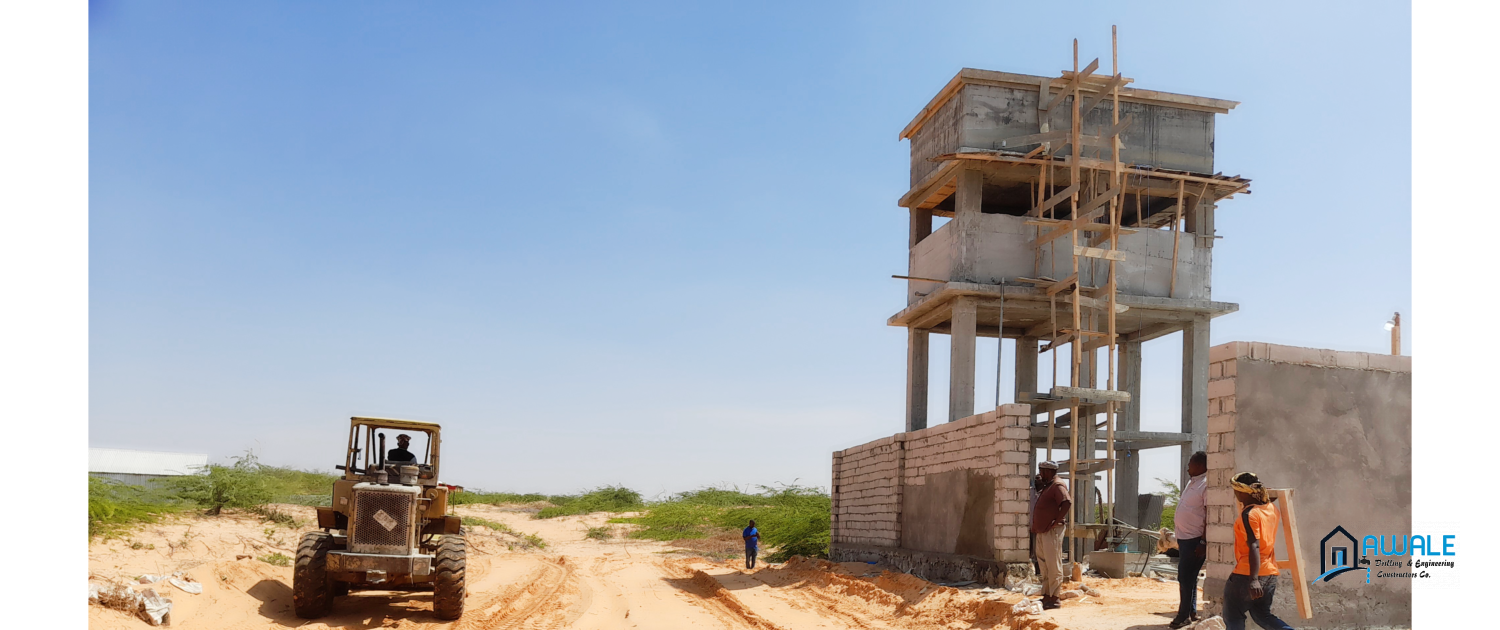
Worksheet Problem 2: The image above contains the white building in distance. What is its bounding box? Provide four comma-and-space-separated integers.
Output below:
89, 448, 208, 486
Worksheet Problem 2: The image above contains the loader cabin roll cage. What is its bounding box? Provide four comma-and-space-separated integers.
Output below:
339, 417, 442, 486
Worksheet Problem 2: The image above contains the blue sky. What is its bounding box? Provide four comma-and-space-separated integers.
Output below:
88, 1, 1411, 496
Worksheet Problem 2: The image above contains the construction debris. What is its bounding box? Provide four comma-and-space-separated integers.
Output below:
89, 579, 174, 626
1193, 615, 1227, 630
1011, 598, 1044, 615
168, 576, 202, 595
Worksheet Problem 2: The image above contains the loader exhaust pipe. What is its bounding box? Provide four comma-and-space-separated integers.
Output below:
377, 433, 388, 484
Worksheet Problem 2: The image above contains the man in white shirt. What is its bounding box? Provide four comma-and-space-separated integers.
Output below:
1170, 451, 1209, 629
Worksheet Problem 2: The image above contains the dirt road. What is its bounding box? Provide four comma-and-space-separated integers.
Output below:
88, 504, 1186, 629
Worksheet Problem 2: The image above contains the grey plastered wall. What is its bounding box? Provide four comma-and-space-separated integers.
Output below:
900, 468, 995, 557
1203, 342, 1412, 629
909, 213, 1210, 304
909, 82, 1217, 186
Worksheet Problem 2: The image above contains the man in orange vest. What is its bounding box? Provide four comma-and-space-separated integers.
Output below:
1223, 472, 1295, 630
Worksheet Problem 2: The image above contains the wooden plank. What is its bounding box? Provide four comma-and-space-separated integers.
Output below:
930, 152, 1253, 191
1028, 220, 1120, 234
899, 73, 966, 140
1040, 332, 1076, 354
1041, 58, 1099, 112
1058, 329, 1110, 338
1024, 218, 1066, 227
1270, 488, 1314, 620
1027, 183, 1080, 217
1046, 274, 1078, 296
999, 132, 1115, 151
1087, 226, 1139, 248
1035, 186, 1125, 247
891, 275, 948, 283
1072, 183, 1123, 221
998, 129, 1068, 148
1050, 386, 1131, 403
1081, 332, 1127, 353
897, 159, 962, 209
1074, 246, 1126, 261
1077, 74, 1127, 117
1169, 179, 1185, 297
1101, 113, 1134, 140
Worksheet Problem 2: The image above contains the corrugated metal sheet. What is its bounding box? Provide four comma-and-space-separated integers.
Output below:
88, 448, 208, 476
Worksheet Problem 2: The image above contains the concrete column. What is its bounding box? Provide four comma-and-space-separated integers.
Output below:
1181, 315, 1210, 487
1184, 191, 1201, 235
953, 167, 983, 282
1117, 341, 1143, 540
905, 329, 930, 432
1015, 336, 1040, 482
910, 208, 933, 248
1014, 336, 1039, 402
949, 298, 978, 422
1076, 314, 1098, 536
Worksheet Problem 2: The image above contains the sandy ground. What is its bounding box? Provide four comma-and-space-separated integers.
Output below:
88, 504, 1194, 629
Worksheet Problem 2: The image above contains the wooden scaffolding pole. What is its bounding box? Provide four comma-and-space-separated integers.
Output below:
1067, 38, 1083, 569
1105, 24, 1120, 544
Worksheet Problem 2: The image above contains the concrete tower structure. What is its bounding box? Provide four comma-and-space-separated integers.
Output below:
891, 66, 1250, 540
829, 46, 1253, 580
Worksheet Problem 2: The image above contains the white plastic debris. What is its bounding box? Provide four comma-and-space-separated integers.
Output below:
137, 574, 164, 584
1022, 583, 1042, 596
1011, 599, 1043, 615
169, 577, 203, 595
139, 588, 172, 626
1080, 584, 1102, 597
1193, 616, 1226, 630
1058, 589, 1084, 600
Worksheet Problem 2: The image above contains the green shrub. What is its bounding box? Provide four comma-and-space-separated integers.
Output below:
259, 552, 291, 566
159, 451, 341, 515
614, 484, 831, 562
88, 476, 182, 540
585, 526, 612, 540
450, 490, 550, 506
536, 486, 644, 519
460, 516, 546, 550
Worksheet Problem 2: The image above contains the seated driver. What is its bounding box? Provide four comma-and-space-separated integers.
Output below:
387, 434, 417, 463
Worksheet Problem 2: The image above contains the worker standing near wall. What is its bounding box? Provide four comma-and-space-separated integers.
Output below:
1224, 472, 1296, 630
1030, 461, 1071, 610
1170, 451, 1210, 629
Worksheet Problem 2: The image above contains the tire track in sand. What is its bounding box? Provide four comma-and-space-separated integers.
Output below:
458, 555, 573, 630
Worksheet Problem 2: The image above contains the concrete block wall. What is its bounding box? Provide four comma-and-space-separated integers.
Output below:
831, 404, 1032, 564
1202, 341, 1411, 628
830, 436, 904, 547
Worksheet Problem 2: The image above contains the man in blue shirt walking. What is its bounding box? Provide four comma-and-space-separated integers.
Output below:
742, 520, 760, 569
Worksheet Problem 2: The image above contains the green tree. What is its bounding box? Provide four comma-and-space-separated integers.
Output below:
163, 451, 274, 515
1155, 477, 1182, 531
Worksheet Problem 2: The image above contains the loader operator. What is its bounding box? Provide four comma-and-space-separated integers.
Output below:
387, 434, 417, 463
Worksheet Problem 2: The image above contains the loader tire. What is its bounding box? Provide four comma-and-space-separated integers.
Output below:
433, 535, 467, 620
293, 531, 335, 618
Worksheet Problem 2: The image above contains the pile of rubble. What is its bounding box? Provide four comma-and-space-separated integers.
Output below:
88, 571, 202, 626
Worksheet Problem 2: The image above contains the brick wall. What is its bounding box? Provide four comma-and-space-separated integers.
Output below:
831, 404, 1032, 563
830, 435, 904, 547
